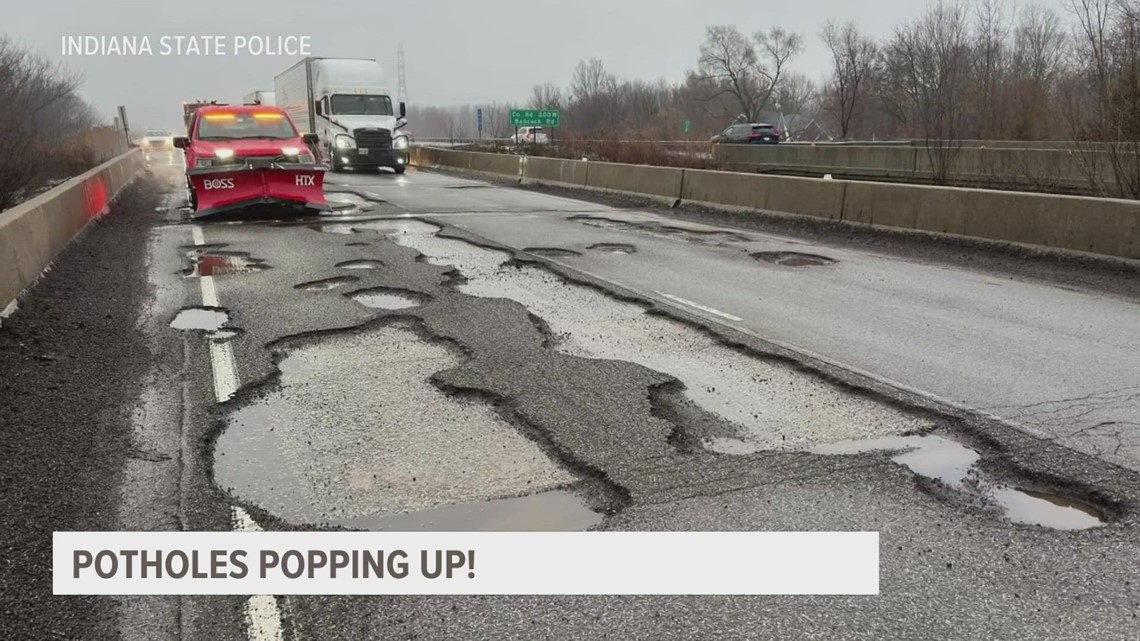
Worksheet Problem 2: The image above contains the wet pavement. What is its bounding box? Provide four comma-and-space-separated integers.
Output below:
5, 166, 1140, 641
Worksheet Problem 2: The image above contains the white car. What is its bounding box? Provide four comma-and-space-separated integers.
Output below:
139, 129, 174, 151
509, 126, 549, 145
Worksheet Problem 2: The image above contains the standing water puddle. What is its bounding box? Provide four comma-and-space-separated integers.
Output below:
295, 276, 360, 291
337, 259, 384, 270
813, 435, 1103, 530
358, 219, 926, 450
184, 251, 268, 277
170, 307, 229, 332
350, 290, 424, 310
336, 489, 601, 531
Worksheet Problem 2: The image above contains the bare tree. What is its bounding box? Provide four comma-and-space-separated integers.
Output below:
529, 83, 564, 110
0, 36, 98, 210
821, 20, 879, 138
773, 72, 819, 139
882, 2, 974, 181
698, 25, 803, 123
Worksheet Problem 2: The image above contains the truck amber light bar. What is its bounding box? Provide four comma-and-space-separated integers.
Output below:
203, 114, 236, 121
253, 113, 284, 120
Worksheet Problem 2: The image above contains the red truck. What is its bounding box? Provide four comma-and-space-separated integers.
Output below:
173, 104, 329, 218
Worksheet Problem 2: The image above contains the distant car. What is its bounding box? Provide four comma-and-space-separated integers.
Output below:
139, 129, 174, 151
509, 126, 549, 145
711, 123, 781, 144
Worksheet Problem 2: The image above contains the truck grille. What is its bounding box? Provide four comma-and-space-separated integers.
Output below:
354, 128, 392, 149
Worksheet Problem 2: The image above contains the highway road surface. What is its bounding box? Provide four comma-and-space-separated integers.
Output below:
2, 157, 1139, 640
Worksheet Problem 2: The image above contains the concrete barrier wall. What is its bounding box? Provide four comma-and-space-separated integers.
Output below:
522, 156, 588, 186
413, 147, 1140, 259
1, 149, 145, 309
583, 162, 684, 200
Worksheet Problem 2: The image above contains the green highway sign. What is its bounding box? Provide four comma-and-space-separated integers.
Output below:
510, 109, 560, 127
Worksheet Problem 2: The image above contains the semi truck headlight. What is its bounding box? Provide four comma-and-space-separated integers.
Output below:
393, 135, 409, 150
214, 148, 235, 160
334, 135, 356, 149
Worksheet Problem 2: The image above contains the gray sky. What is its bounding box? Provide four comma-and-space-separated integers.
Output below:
7, 0, 1073, 132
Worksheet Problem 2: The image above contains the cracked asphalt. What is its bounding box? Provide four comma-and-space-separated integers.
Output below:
2, 162, 1139, 640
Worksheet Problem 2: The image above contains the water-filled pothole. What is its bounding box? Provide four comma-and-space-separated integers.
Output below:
295, 276, 361, 291
752, 251, 836, 267
337, 489, 601, 531
525, 248, 583, 258
588, 243, 636, 255
170, 307, 229, 332
312, 224, 358, 235
183, 251, 269, 277
214, 323, 577, 526
813, 435, 1104, 530
336, 259, 385, 270
350, 289, 425, 310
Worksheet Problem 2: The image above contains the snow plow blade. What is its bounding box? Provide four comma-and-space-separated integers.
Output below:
188, 161, 330, 219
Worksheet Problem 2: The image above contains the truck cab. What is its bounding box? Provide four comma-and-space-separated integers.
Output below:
276, 57, 410, 174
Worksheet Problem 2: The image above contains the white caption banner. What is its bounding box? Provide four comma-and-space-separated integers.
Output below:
55, 531, 878, 595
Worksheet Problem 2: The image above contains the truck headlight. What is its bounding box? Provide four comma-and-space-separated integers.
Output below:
298, 154, 315, 164
281, 146, 301, 156
214, 148, 235, 160
194, 158, 212, 168
393, 135, 409, 150
334, 135, 356, 149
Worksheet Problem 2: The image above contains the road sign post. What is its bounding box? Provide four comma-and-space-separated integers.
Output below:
477, 107, 483, 142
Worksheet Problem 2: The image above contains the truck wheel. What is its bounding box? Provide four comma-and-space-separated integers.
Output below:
392, 165, 407, 175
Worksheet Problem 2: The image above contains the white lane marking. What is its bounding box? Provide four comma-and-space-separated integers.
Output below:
654, 292, 744, 322
195, 225, 282, 640
191, 227, 239, 403
231, 507, 284, 641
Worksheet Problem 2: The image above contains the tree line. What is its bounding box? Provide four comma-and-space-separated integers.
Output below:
0, 36, 107, 211
410, 0, 1140, 148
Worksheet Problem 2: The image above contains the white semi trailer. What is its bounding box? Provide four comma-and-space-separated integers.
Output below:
242, 90, 275, 105
274, 57, 408, 173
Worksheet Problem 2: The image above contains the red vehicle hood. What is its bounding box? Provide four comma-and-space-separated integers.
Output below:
192, 138, 304, 157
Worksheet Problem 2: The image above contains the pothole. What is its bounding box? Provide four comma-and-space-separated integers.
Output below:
350, 288, 427, 310
445, 185, 491, 190
346, 242, 370, 247
588, 243, 636, 255
183, 251, 269, 277
525, 248, 583, 258
336, 259, 385, 270
813, 435, 1104, 530
312, 224, 358, 235
295, 276, 361, 291
752, 251, 836, 267
170, 307, 229, 332
337, 489, 601, 531
213, 323, 578, 527
359, 219, 926, 450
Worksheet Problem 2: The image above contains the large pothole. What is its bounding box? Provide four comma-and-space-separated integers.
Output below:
813, 435, 1104, 530
358, 219, 927, 451
214, 322, 579, 527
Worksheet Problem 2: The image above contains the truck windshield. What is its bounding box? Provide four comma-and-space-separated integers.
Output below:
330, 94, 393, 116
196, 112, 297, 140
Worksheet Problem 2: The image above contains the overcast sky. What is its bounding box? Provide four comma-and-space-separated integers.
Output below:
7, 0, 1074, 132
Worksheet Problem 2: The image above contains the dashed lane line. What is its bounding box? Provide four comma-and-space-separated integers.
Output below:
192, 225, 283, 641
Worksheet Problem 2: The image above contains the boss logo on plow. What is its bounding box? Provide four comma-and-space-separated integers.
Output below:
203, 178, 235, 190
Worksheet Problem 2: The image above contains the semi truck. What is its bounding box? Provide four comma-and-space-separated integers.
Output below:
242, 90, 276, 105
274, 57, 408, 174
